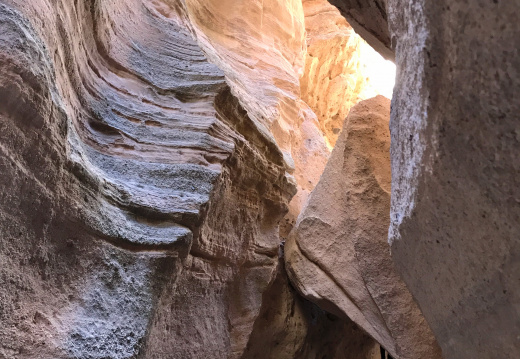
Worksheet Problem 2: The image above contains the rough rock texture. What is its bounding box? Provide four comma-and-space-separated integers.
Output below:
281, 0, 395, 234
183, 0, 331, 233
285, 96, 441, 359
0, 0, 390, 357
327, 0, 392, 60
301, 0, 392, 149
0, 0, 295, 357
388, 0, 520, 358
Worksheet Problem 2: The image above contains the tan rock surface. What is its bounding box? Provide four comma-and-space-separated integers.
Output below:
0, 0, 300, 357
301, 0, 395, 149
0, 0, 385, 357
183, 0, 331, 238
285, 96, 442, 359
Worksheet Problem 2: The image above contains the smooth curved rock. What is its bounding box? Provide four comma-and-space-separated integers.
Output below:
285, 96, 441, 359
388, 0, 520, 357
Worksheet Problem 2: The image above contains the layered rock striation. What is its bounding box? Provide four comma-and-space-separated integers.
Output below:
0, 0, 390, 357
0, 0, 299, 357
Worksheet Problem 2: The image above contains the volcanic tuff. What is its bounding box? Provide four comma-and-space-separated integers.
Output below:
1, 0, 518, 358
388, 0, 520, 357
0, 0, 388, 357
285, 96, 441, 359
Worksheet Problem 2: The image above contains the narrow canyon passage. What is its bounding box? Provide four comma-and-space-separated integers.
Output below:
0, 0, 518, 358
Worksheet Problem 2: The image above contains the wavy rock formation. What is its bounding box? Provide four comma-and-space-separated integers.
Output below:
285, 96, 441, 359
182, 0, 334, 249
0, 0, 299, 357
388, 0, 520, 357
0, 0, 394, 357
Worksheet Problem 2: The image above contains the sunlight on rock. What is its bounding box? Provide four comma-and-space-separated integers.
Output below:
358, 40, 396, 100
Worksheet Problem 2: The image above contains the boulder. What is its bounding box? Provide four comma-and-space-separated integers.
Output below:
285, 96, 441, 359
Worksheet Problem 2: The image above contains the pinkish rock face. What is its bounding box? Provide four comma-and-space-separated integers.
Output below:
0, 0, 389, 357
285, 96, 441, 359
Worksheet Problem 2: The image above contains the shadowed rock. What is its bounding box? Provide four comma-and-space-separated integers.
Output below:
388, 0, 520, 357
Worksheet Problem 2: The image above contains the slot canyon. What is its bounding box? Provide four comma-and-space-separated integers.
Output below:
0, 0, 518, 358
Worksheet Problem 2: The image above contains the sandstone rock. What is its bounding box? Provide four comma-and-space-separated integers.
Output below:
285, 96, 442, 359
0, 0, 296, 357
388, 0, 520, 357
301, 0, 396, 149
327, 0, 393, 60
0, 0, 381, 357
183, 0, 331, 238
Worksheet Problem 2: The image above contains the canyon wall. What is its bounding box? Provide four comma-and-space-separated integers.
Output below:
5, 0, 515, 357
300, 0, 394, 150
326, 0, 392, 60
0, 0, 388, 357
387, 0, 520, 358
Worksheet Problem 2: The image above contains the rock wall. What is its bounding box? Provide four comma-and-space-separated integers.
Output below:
387, 0, 520, 358
285, 96, 441, 359
0, 0, 391, 357
300, 0, 392, 149
0, 0, 299, 357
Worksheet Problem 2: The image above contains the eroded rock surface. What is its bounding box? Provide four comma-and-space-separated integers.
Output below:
301, 0, 390, 149
285, 96, 441, 359
0, 0, 388, 357
0, 0, 298, 357
388, 0, 520, 357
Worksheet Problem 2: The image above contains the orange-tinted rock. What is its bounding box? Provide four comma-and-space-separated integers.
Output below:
301, 0, 395, 149
0, 0, 380, 357
184, 0, 331, 239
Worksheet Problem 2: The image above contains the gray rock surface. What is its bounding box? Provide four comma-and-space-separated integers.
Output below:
388, 0, 520, 357
0, 0, 295, 357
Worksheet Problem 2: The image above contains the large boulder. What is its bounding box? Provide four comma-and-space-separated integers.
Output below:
285, 96, 441, 359
388, 0, 520, 357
